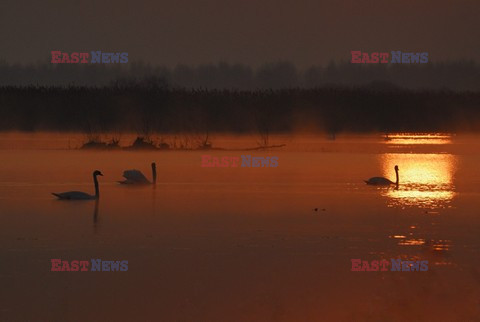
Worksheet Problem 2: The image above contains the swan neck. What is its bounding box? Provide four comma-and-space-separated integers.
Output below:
94, 174, 100, 198
395, 168, 399, 185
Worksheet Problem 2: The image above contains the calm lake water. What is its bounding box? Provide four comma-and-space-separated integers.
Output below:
1, 133, 480, 321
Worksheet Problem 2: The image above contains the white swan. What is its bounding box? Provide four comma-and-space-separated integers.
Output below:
119, 162, 156, 185
365, 165, 399, 186
52, 170, 103, 200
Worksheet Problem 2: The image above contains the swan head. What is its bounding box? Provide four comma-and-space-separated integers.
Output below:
93, 170, 104, 177
151, 162, 156, 170
394, 165, 399, 171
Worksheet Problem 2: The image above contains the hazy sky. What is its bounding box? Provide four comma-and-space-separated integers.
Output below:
0, 0, 478, 67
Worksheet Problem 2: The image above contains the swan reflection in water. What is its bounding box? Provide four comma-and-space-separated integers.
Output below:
93, 199, 100, 234
379, 134, 457, 209
93, 199, 99, 223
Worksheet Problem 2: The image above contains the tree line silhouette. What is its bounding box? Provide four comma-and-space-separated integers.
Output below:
1, 85, 479, 135
0, 60, 479, 90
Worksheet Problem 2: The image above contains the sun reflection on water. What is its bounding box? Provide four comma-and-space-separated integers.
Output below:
384, 133, 453, 145
380, 134, 457, 209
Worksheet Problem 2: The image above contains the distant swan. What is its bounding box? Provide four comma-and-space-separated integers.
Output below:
119, 162, 156, 185
52, 170, 103, 200
365, 165, 399, 186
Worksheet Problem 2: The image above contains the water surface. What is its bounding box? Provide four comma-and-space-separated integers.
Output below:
1, 133, 480, 321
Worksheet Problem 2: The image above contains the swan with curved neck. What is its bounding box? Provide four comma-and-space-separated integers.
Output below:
365, 165, 399, 186
119, 162, 157, 185
52, 170, 103, 200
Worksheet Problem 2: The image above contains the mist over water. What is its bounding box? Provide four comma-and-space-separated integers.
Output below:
1, 133, 480, 320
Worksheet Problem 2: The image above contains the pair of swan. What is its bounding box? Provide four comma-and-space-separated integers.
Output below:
52, 163, 156, 200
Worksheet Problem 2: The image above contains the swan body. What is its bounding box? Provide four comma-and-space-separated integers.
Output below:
365, 165, 399, 186
119, 162, 156, 185
364, 177, 394, 185
52, 170, 103, 200
121, 170, 150, 184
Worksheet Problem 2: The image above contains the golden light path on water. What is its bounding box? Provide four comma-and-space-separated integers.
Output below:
383, 134, 456, 264
380, 133, 457, 209
385, 133, 453, 145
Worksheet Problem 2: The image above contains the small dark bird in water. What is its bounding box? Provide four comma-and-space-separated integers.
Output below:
314, 208, 318, 212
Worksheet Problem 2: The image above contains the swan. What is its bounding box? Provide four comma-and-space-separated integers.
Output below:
119, 162, 156, 185
52, 170, 103, 200
365, 165, 399, 186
